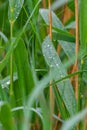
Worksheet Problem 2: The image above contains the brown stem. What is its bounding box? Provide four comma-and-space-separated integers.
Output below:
54, 113, 61, 130
42, 0, 46, 8
71, 0, 79, 101
48, 0, 54, 130
57, 4, 73, 55
74, 0, 79, 100
49, 0, 52, 39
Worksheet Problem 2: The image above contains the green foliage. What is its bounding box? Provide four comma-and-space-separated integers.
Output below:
0, 103, 15, 130
39, 9, 75, 42
8, 0, 24, 23
14, 39, 34, 98
80, 0, 87, 57
0, 0, 87, 130
42, 36, 76, 116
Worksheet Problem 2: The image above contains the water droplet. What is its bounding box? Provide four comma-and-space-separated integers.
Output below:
60, 74, 63, 78
6, 81, 10, 85
47, 44, 50, 47
0, 101, 4, 106
56, 64, 58, 66
50, 64, 53, 67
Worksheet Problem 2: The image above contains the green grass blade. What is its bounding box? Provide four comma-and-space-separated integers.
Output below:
8, 0, 24, 23
0, 84, 6, 101
80, 0, 87, 57
58, 40, 75, 60
52, 31, 75, 42
42, 36, 76, 116
52, 0, 72, 11
0, 31, 8, 43
39, 93, 51, 130
0, 73, 17, 89
53, 86, 67, 119
0, 39, 17, 73
39, 9, 65, 30
14, 39, 34, 98
22, 73, 51, 130
39, 9, 75, 42
61, 108, 87, 130
0, 103, 15, 130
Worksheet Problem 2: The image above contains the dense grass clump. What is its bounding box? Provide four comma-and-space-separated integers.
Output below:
0, 0, 87, 130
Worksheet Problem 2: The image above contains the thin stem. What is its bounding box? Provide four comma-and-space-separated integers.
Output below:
49, 0, 52, 39
75, 0, 79, 129
10, 21, 14, 96
42, 0, 46, 8
54, 113, 61, 130
75, 0, 79, 100
71, 0, 79, 101
48, 0, 53, 130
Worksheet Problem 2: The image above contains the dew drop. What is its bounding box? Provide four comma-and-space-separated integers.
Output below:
6, 81, 10, 85
0, 101, 4, 106
47, 44, 50, 47
53, 57, 55, 60
50, 64, 53, 67
56, 64, 58, 67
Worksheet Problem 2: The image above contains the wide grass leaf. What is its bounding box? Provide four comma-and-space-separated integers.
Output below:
14, 39, 34, 97
39, 9, 75, 42
42, 36, 76, 116
0, 103, 15, 130
8, 0, 24, 22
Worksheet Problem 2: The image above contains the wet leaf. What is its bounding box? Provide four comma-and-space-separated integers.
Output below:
8, 0, 24, 22
42, 36, 76, 116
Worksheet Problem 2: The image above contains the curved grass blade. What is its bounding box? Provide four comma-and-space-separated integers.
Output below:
61, 108, 87, 130
22, 73, 51, 130
22, 70, 87, 129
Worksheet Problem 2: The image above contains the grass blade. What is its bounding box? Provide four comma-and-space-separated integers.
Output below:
14, 39, 34, 98
42, 36, 76, 116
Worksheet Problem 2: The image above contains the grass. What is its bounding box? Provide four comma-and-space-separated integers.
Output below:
0, 0, 87, 130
